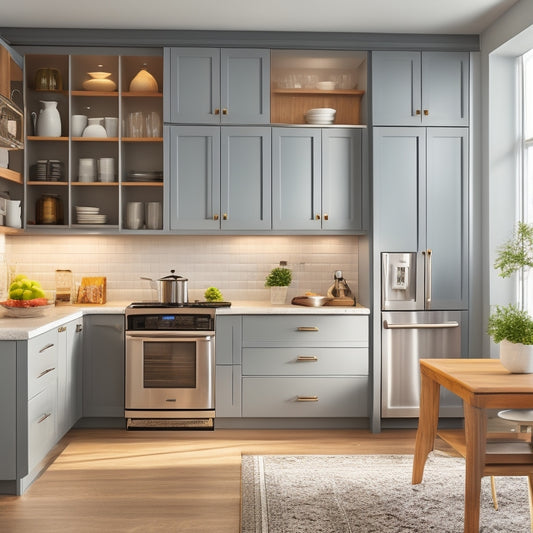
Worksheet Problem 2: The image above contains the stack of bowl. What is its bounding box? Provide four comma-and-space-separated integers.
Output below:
304, 108, 336, 125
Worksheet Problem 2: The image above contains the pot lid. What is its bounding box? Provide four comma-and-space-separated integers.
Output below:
158, 269, 188, 282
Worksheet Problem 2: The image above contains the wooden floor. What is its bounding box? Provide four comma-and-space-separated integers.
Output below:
0, 427, 453, 532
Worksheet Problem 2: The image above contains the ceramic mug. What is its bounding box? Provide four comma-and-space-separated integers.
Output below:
146, 201, 162, 230
78, 158, 96, 182
104, 117, 118, 138
126, 202, 144, 229
71, 114, 88, 137
98, 157, 115, 182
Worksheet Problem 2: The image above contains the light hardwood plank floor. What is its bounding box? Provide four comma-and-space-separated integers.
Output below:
0, 428, 454, 532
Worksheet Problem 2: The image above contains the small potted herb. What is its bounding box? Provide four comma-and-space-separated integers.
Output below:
489, 222, 533, 372
265, 266, 292, 304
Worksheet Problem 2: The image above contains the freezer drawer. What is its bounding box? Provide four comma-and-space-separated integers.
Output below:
381, 310, 466, 418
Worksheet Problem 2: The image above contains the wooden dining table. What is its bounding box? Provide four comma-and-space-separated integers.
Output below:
412, 358, 533, 533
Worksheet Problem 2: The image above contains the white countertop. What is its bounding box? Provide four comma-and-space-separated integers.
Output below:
0, 300, 369, 340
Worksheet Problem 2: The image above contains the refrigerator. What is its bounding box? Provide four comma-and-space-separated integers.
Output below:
381, 252, 466, 418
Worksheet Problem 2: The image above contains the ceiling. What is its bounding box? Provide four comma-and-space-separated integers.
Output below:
0, 0, 521, 35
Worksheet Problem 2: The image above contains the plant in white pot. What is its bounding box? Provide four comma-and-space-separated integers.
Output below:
489, 222, 533, 372
265, 266, 292, 304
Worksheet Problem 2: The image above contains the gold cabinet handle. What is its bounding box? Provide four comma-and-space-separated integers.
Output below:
296, 396, 319, 402
58, 326, 66, 333
223, 213, 228, 220
213, 214, 219, 221
296, 355, 318, 362
39, 343, 54, 353
37, 412, 52, 424
214, 108, 220, 115
415, 109, 421, 115
423, 109, 429, 116
315, 214, 321, 220
37, 367, 55, 379
222, 108, 228, 115
297, 326, 319, 332
323, 213, 329, 221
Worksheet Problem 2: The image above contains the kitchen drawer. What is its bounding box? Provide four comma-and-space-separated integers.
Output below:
242, 376, 368, 418
242, 347, 368, 376
242, 315, 368, 347
28, 329, 58, 400
27, 385, 57, 472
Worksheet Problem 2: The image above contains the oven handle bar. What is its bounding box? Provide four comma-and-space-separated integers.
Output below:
126, 331, 214, 339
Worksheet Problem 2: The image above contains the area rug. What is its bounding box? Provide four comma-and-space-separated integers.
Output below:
241, 453, 530, 532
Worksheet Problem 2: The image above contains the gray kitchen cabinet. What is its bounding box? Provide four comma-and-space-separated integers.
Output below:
215, 315, 242, 418
373, 127, 469, 309
57, 318, 83, 438
241, 315, 369, 419
371, 51, 469, 127
169, 125, 271, 231
164, 47, 270, 124
82, 314, 125, 418
0, 342, 17, 482
272, 127, 365, 232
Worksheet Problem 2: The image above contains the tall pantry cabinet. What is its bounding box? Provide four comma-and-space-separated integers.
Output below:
371, 50, 471, 429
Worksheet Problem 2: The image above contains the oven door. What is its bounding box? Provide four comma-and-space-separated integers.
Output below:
125, 332, 215, 411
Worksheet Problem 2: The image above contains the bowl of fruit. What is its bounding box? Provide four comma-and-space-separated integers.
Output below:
1, 275, 54, 317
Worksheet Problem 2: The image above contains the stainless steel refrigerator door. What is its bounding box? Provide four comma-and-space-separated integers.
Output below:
381, 310, 465, 418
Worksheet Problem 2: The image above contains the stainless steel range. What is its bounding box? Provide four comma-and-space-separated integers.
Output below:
125, 302, 229, 429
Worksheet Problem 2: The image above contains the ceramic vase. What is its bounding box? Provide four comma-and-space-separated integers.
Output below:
129, 68, 159, 92
500, 339, 533, 373
37, 101, 61, 137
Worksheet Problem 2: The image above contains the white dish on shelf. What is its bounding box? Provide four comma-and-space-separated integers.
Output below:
75, 206, 100, 213
316, 81, 336, 90
82, 124, 108, 138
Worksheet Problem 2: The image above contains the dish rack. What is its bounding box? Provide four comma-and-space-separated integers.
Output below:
0, 93, 23, 149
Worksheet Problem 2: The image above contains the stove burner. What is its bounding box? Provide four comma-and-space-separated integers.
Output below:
128, 301, 231, 309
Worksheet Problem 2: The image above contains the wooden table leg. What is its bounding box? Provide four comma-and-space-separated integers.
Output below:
412, 369, 440, 484
463, 403, 486, 533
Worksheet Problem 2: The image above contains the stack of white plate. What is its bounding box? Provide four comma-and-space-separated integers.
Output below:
75, 206, 107, 224
304, 108, 336, 125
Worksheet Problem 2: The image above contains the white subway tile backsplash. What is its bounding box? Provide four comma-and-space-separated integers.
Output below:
6, 235, 359, 302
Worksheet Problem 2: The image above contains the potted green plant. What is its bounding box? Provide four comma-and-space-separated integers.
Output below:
489, 222, 533, 372
265, 266, 292, 304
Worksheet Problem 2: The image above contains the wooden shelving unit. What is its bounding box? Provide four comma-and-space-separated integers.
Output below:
0, 167, 23, 184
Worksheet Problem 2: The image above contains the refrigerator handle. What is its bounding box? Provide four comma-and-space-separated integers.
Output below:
383, 320, 459, 329
423, 249, 432, 308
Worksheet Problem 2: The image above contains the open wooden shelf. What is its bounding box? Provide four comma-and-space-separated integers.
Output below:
0, 168, 23, 184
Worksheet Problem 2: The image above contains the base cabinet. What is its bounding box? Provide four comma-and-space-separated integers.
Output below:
82, 314, 125, 418
216, 314, 369, 425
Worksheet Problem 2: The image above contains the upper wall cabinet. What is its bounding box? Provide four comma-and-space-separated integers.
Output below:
371, 51, 469, 127
164, 48, 270, 125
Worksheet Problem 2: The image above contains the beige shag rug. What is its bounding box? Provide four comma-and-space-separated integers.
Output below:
241, 453, 530, 532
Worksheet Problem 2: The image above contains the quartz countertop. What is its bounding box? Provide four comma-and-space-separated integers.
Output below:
0, 300, 369, 340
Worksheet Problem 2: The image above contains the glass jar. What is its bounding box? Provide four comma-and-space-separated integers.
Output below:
36, 194, 63, 225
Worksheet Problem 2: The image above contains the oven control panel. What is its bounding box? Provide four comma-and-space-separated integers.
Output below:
127, 313, 214, 331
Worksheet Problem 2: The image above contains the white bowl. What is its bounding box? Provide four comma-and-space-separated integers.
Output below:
82, 124, 107, 138
316, 81, 336, 91
306, 108, 336, 115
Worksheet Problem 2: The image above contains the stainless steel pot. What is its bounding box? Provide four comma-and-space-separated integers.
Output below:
141, 269, 188, 304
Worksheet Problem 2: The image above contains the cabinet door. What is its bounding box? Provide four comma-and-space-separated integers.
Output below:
421, 52, 469, 127
272, 128, 322, 230
322, 128, 364, 231
425, 128, 469, 309
221, 127, 271, 230
169, 125, 221, 230
372, 51, 422, 126
82, 315, 124, 418
372, 127, 425, 252
166, 48, 220, 124
220, 49, 270, 124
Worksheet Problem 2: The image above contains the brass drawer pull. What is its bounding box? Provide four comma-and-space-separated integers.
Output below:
296, 355, 318, 362
39, 343, 54, 353
297, 326, 319, 332
222, 108, 228, 115
58, 326, 66, 333
296, 396, 319, 402
214, 108, 220, 115
423, 109, 429, 116
37, 412, 52, 424
37, 367, 55, 379
415, 109, 421, 115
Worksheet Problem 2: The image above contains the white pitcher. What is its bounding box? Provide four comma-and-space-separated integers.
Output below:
37, 101, 61, 137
